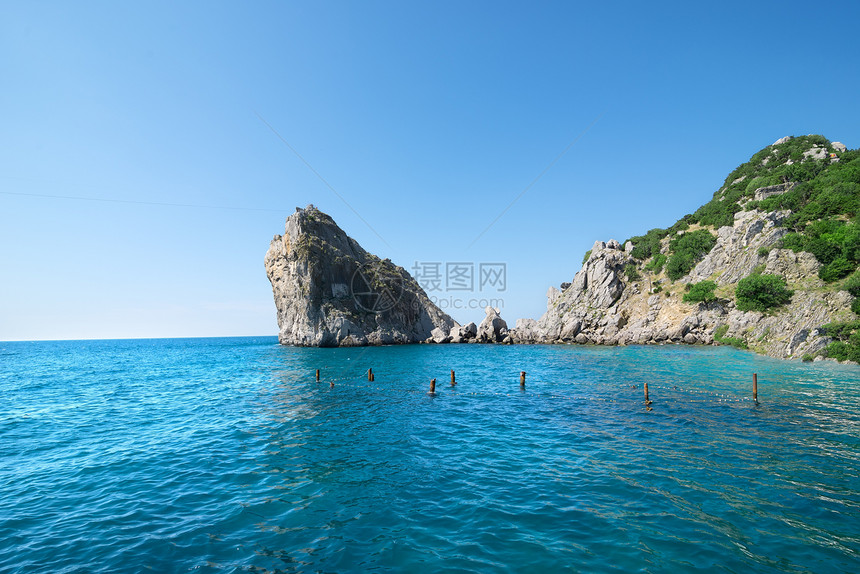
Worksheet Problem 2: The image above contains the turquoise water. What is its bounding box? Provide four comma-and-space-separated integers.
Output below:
2, 338, 859, 573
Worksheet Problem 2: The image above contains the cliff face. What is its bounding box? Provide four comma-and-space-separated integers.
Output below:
265, 205, 454, 346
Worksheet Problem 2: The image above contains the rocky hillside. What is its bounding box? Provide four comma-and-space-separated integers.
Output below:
512, 136, 860, 362
265, 205, 454, 346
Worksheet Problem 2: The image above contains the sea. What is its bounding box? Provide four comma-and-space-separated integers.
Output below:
1, 337, 859, 573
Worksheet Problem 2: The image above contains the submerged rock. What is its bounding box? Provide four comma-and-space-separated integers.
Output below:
265, 205, 454, 346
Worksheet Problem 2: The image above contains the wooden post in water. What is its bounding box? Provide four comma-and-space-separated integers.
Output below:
644, 382, 651, 404
316, 369, 320, 382
520, 371, 526, 388
753, 373, 758, 403
451, 369, 456, 386
368, 368, 374, 382
430, 378, 436, 394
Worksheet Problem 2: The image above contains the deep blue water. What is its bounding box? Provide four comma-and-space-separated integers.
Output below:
1, 338, 859, 573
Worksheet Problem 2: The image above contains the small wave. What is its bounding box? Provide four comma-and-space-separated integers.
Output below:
1, 341, 858, 573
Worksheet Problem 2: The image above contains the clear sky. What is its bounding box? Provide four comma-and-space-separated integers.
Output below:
2, 1, 859, 341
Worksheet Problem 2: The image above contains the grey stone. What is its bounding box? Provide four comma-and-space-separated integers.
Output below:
431, 327, 451, 344
804, 146, 827, 160
764, 249, 821, 284
547, 286, 561, 309
265, 205, 454, 347
448, 325, 463, 344
686, 210, 789, 284
560, 318, 582, 340
512, 318, 539, 343
477, 306, 508, 343
753, 182, 796, 201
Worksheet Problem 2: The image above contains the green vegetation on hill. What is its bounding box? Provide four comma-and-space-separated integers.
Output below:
625, 135, 860, 285
627, 227, 716, 281
689, 135, 849, 229
643, 253, 666, 274
665, 230, 717, 280
756, 151, 860, 228
629, 228, 668, 260
820, 321, 860, 363
823, 273, 860, 360
843, 270, 860, 298
781, 221, 860, 282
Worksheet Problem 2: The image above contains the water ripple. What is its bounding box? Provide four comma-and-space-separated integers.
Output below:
2, 339, 860, 572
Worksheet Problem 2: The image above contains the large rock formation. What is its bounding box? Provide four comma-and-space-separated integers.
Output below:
511, 208, 855, 360
265, 205, 454, 346
477, 306, 509, 343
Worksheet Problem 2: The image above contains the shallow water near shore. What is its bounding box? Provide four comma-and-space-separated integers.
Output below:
2, 337, 859, 572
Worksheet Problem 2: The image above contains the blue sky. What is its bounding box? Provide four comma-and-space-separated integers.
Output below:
2, 1, 859, 340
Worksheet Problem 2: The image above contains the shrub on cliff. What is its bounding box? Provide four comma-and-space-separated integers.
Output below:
644, 253, 667, 274
665, 230, 717, 281
627, 228, 668, 260
735, 273, 793, 312
683, 281, 717, 304
842, 271, 860, 297
713, 324, 748, 349
821, 320, 860, 362
625, 264, 641, 281
781, 220, 860, 282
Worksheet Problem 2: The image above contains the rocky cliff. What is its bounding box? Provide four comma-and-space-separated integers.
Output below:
265, 205, 454, 346
511, 136, 859, 361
